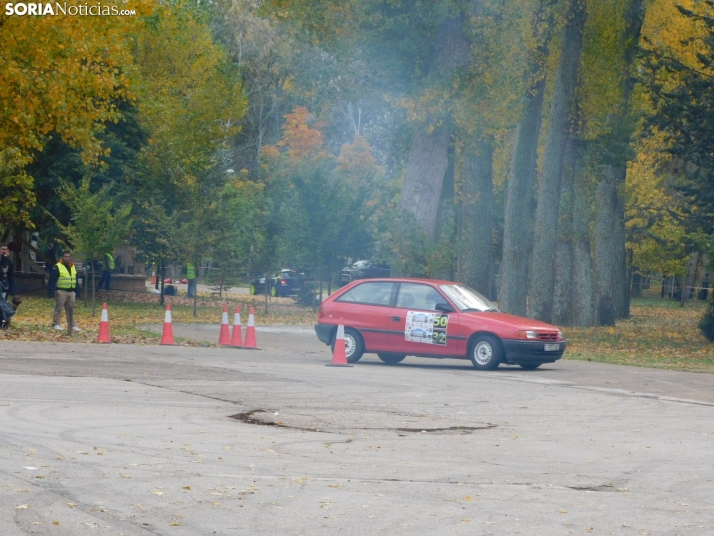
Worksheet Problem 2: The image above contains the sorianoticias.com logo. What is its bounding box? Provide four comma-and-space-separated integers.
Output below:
4, 2, 136, 16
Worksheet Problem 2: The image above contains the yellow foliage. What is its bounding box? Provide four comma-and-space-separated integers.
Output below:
0, 2, 154, 162
626, 133, 688, 275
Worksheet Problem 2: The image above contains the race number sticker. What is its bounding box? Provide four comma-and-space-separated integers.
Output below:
405, 311, 449, 346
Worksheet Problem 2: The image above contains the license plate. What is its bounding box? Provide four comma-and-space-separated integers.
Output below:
544, 344, 560, 351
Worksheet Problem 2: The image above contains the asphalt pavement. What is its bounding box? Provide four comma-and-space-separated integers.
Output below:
1, 330, 713, 535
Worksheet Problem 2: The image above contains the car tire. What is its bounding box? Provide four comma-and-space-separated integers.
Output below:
249, 284, 256, 295
519, 363, 541, 370
468, 334, 502, 371
377, 353, 406, 365
331, 327, 364, 363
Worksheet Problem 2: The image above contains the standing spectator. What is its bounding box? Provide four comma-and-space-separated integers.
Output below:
187, 262, 196, 298
97, 252, 115, 291
0, 243, 17, 301
48, 251, 81, 332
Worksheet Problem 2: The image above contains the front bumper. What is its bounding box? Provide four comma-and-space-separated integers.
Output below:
315, 323, 335, 345
501, 339, 567, 365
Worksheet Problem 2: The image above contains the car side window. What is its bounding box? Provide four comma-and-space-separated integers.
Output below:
396, 283, 445, 311
337, 282, 395, 306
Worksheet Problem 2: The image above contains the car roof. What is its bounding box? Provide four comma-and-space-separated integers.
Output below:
346, 277, 457, 286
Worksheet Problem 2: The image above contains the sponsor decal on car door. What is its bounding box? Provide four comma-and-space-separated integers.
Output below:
389, 282, 458, 356
405, 311, 449, 346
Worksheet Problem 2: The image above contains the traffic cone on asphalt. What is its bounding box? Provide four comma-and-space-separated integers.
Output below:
230, 307, 243, 347
218, 305, 231, 346
160, 304, 175, 345
243, 307, 259, 349
97, 302, 110, 344
326, 322, 352, 367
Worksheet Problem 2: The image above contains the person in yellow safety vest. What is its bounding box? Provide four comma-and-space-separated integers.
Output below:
48, 251, 81, 332
187, 262, 196, 298
97, 252, 115, 291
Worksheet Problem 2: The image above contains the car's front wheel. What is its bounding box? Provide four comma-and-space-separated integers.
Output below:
331, 327, 364, 363
377, 353, 406, 365
468, 335, 502, 370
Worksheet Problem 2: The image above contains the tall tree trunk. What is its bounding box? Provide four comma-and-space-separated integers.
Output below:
399, 14, 472, 239
594, 168, 619, 326
572, 191, 595, 326
593, 0, 645, 323
528, 0, 586, 322
457, 137, 494, 298
552, 138, 577, 326
499, 0, 557, 316
433, 141, 457, 281
681, 251, 699, 306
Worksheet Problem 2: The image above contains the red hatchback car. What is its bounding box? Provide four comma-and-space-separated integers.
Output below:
314, 278, 566, 370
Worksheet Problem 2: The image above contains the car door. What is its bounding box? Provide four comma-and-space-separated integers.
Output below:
333, 281, 397, 351
388, 283, 459, 356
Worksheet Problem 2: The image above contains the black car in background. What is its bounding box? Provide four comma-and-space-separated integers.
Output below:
339, 260, 391, 286
250, 269, 307, 297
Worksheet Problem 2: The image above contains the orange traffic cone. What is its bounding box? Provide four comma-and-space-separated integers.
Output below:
326, 322, 352, 367
97, 302, 110, 343
218, 305, 231, 345
160, 304, 175, 345
230, 306, 243, 347
243, 306, 259, 349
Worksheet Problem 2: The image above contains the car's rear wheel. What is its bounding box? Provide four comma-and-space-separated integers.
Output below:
377, 353, 406, 365
468, 335, 502, 370
331, 327, 364, 363
519, 363, 541, 370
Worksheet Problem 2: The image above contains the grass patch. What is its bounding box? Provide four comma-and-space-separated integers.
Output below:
565, 295, 714, 372
2, 291, 317, 345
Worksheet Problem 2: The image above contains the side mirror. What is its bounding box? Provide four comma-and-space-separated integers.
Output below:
435, 302, 455, 313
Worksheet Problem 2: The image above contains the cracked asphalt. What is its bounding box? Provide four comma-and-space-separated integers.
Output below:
1, 328, 713, 535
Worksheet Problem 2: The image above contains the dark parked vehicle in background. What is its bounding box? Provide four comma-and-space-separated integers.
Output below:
340, 260, 390, 286
249, 269, 307, 297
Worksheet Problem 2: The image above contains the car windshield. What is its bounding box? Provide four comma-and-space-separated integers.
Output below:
439, 284, 499, 313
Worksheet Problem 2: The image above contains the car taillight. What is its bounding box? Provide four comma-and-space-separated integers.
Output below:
515, 330, 539, 339
280, 279, 287, 285
318, 306, 324, 318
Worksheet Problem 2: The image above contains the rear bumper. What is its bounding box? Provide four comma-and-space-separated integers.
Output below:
315, 323, 335, 345
501, 339, 567, 364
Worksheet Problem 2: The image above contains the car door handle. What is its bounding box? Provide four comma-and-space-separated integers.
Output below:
392, 316, 400, 321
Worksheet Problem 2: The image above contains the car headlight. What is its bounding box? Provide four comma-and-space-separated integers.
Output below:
515, 330, 539, 339
557, 330, 564, 340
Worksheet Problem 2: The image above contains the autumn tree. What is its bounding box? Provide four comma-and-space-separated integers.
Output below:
57, 177, 132, 314
0, 2, 153, 227
639, 0, 714, 238
131, 1, 246, 273
498, 0, 559, 315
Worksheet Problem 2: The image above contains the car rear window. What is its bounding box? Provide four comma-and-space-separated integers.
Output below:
337, 281, 395, 306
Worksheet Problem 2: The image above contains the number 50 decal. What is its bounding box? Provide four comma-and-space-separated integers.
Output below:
434, 315, 449, 328
432, 314, 449, 346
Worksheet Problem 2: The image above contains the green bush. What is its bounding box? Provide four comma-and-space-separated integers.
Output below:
699, 300, 714, 342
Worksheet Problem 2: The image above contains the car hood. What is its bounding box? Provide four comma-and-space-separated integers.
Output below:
462, 311, 560, 331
